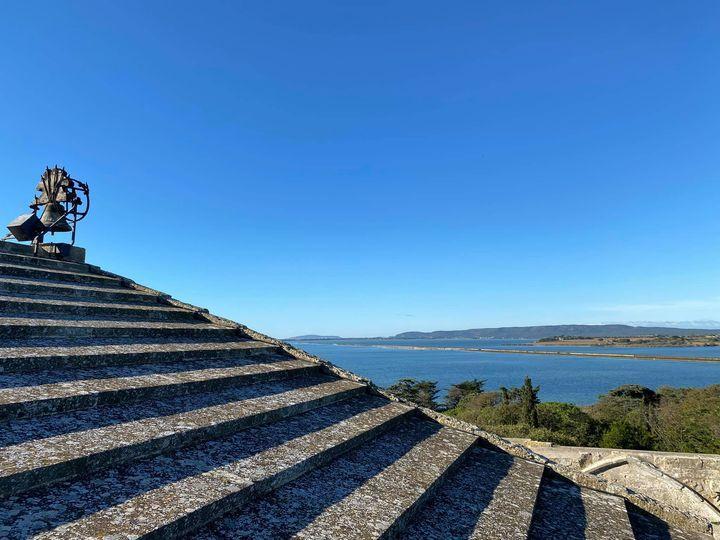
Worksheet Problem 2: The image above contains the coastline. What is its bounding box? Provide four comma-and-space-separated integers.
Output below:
314, 343, 720, 363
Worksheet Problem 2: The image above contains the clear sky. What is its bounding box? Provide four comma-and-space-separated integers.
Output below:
1, 1, 718, 337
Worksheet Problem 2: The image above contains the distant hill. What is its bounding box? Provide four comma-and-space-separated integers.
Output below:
286, 335, 344, 340
393, 324, 720, 340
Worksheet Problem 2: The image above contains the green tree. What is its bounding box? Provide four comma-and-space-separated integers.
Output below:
386, 378, 439, 410
651, 385, 720, 453
538, 402, 602, 446
600, 420, 652, 450
416, 380, 440, 410
386, 378, 419, 403
520, 376, 540, 428
499, 386, 521, 405
445, 379, 486, 410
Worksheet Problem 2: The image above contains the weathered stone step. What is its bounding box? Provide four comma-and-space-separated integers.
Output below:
3, 396, 411, 539
0, 276, 162, 304
0, 262, 120, 288
194, 417, 477, 540
0, 376, 365, 497
0, 358, 319, 420
0, 294, 198, 322
0, 339, 276, 373
529, 474, 635, 539
0, 246, 92, 273
402, 447, 545, 539
627, 504, 714, 540
0, 317, 239, 341
0, 354, 289, 389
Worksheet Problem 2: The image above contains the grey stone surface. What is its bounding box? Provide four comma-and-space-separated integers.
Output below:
0, 262, 119, 287
0, 293, 198, 322
194, 418, 476, 540
0, 240, 86, 265
0, 247, 91, 272
628, 505, 714, 540
529, 474, 635, 539
0, 241, 709, 540
523, 443, 720, 524
0, 317, 240, 340
402, 446, 545, 539
0, 276, 161, 303
0, 339, 277, 372
0, 357, 318, 420
12, 397, 410, 539
0, 375, 364, 496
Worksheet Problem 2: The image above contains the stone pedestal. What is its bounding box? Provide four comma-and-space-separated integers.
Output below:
38, 243, 86, 263
0, 240, 86, 263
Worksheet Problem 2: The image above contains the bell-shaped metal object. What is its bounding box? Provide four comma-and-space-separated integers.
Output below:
39, 202, 72, 232
7, 213, 44, 241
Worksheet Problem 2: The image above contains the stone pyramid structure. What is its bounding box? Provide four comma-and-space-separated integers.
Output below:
0, 239, 714, 539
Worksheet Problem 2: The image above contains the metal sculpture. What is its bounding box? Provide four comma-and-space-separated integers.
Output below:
4, 166, 90, 246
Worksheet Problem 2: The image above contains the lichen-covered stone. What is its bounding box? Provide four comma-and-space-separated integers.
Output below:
402, 446, 544, 539
0, 293, 197, 322
0, 262, 120, 287
0, 339, 277, 372
0, 276, 160, 303
0, 357, 318, 419
194, 418, 476, 540
0, 317, 241, 340
0, 239, 710, 540
529, 474, 635, 539
3, 397, 410, 539
0, 376, 363, 496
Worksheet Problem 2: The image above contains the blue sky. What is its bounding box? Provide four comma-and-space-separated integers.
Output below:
1, 1, 718, 337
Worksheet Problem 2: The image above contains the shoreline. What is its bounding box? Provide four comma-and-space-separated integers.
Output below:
312, 343, 720, 363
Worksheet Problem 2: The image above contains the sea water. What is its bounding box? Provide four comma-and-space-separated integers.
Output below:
290, 339, 720, 405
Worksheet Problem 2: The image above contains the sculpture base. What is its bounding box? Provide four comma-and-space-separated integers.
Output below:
0, 240, 86, 263
38, 243, 86, 263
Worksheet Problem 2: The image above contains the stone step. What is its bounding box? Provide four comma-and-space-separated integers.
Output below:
194, 417, 477, 540
528, 473, 636, 539
0, 294, 198, 322
0, 376, 366, 497
0, 276, 162, 304
401, 447, 545, 539
21, 396, 412, 539
0, 358, 319, 420
0, 317, 239, 341
0, 246, 92, 273
0, 339, 276, 373
0, 262, 120, 288
627, 504, 714, 540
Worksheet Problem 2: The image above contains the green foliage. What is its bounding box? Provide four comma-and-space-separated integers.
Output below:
520, 376, 540, 428
386, 378, 439, 410
499, 386, 521, 405
537, 402, 602, 446
445, 379, 486, 409
442, 378, 719, 454
607, 385, 658, 405
600, 420, 653, 450
651, 384, 720, 453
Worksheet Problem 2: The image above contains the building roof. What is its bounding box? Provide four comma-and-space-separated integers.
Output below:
0, 240, 713, 539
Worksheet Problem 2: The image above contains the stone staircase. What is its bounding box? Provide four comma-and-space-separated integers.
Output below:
0, 241, 713, 539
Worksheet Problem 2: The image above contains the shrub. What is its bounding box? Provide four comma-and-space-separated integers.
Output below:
600, 420, 652, 450
537, 402, 602, 446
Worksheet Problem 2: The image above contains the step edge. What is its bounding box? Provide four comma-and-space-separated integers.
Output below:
0, 381, 367, 498
0, 362, 320, 420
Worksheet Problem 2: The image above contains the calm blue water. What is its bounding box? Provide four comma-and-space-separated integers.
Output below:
290, 339, 720, 405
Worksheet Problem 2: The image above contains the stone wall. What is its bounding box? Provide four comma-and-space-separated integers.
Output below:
511, 440, 720, 523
